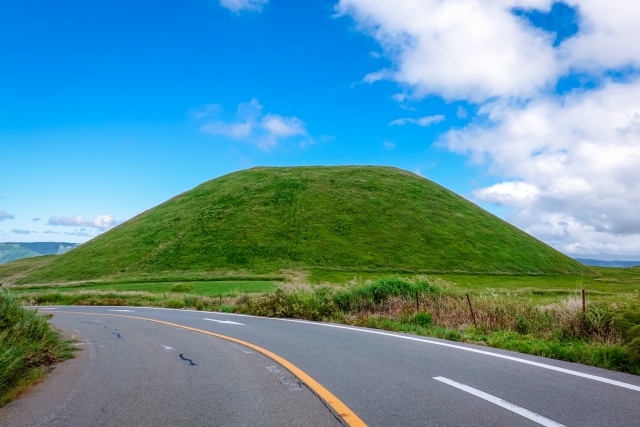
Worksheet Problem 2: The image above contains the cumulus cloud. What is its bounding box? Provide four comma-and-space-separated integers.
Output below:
445, 79, 640, 255
559, 1, 640, 73
0, 210, 14, 221
337, 0, 560, 102
389, 115, 445, 127
48, 214, 118, 230
339, 0, 640, 258
338, 1, 640, 102
198, 98, 307, 150
219, 0, 268, 13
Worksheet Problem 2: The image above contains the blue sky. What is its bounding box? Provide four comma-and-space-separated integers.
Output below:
1, 1, 639, 260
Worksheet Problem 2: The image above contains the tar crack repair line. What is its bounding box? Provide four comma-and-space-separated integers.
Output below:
179, 353, 197, 366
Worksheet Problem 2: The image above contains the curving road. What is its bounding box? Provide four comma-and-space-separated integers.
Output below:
2, 306, 640, 426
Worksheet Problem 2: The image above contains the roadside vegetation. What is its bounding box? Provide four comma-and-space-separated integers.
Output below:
9, 270, 640, 375
235, 277, 640, 375
0, 290, 74, 407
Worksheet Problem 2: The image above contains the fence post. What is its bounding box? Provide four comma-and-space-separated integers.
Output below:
466, 293, 478, 327
581, 288, 587, 332
415, 291, 420, 313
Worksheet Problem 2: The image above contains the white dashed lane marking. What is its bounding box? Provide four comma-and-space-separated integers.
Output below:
434, 376, 565, 427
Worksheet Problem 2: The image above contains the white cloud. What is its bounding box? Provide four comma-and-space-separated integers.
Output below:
389, 115, 445, 127
0, 210, 14, 221
48, 214, 118, 230
445, 79, 640, 255
383, 140, 396, 150
199, 98, 307, 150
560, 1, 640, 73
338, 1, 640, 102
337, 0, 559, 102
219, 0, 268, 13
262, 114, 306, 138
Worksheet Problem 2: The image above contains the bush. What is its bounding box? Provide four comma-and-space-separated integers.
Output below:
333, 278, 435, 311
171, 283, 194, 293
166, 299, 186, 309
611, 306, 640, 363
412, 312, 432, 327
239, 288, 338, 321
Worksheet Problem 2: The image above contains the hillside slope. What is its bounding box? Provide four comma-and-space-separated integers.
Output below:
17, 166, 589, 283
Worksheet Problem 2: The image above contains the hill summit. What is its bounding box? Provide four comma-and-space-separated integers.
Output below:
20, 166, 588, 283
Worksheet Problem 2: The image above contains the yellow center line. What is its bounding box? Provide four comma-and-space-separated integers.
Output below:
53, 310, 367, 427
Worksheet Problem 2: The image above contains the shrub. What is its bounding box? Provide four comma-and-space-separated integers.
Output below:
171, 283, 194, 293
166, 299, 186, 309
333, 278, 435, 312
412, 312, 432, 327
611, 306, 640, 363
239, 289, 338, 321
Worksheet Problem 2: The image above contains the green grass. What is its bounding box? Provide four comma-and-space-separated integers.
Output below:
306, 268, 640, 303
0, 290, 74, 407
4, 166, 589, 285
11, 280, 275, 297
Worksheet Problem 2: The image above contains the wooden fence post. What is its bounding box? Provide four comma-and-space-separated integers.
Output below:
466, 293, 478, 327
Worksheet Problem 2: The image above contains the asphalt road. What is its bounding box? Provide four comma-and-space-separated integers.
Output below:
2, 306, 640, 426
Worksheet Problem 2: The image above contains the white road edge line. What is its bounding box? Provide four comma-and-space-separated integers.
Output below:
433, 376, 565, 427
108, 309, 134, 312
273, 318, 640, 392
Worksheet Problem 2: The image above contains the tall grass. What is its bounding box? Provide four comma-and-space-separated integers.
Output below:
0, 290, 74, 406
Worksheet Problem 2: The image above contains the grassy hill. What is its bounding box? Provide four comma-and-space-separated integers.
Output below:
11, 166, 589, 284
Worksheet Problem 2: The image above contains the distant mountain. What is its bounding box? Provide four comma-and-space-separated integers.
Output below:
575, 258, 640, 268
0, 242, 78, 264
0, 244, 41, 264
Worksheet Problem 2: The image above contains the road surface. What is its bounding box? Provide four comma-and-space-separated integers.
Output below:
1, 306, 639, 426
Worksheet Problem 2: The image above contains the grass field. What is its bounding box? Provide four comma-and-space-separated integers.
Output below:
11, 280, 275, 297
309, 266, 640, 294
